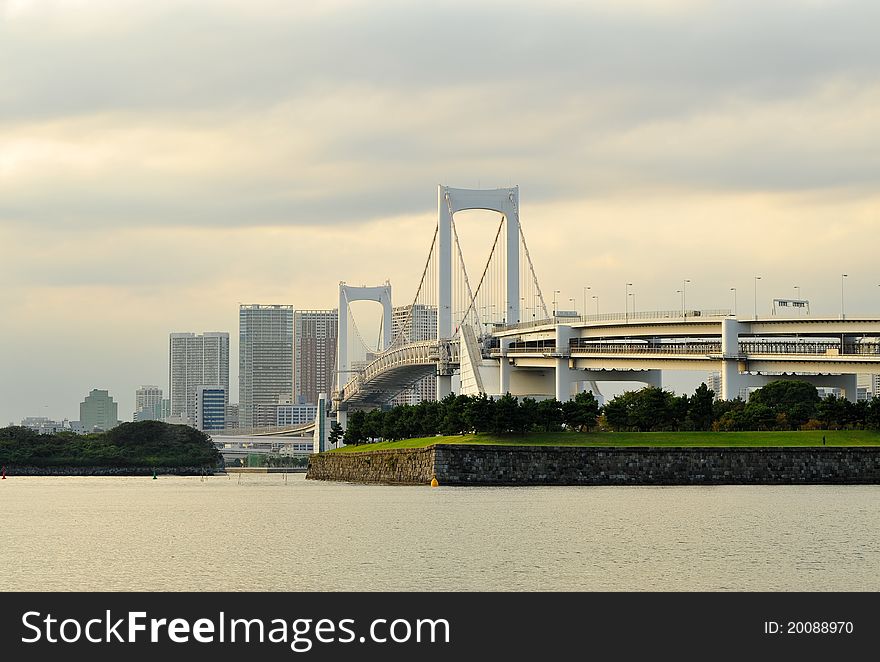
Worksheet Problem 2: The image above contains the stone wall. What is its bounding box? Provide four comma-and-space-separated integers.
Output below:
306, 447, 436, 485
5, 466, 214, 476
307, 445, 880, 485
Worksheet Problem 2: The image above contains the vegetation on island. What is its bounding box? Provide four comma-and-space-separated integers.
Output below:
338, 380, 880, 448
0, 420, 222, 468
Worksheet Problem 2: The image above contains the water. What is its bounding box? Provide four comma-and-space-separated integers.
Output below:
2, 475, 879, 591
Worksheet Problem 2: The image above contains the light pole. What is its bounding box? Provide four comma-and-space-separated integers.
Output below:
754, 276, 762, 319
841, 274, 848, 319
682, 279, 691, 319
629, 292, 635, 318
625, 283, 632, 323
553, 290, 560, 317
583, 286, 591, 317
794, 285, 801, 300
730, 287, 737, 317
569, 297, 575, 314
592, 295, 599, 315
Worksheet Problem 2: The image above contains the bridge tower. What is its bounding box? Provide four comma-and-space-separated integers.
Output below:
337, 282, 393, 427
437, 186, 521, 397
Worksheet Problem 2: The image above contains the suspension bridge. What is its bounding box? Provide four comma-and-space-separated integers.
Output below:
317, 184, 880, 449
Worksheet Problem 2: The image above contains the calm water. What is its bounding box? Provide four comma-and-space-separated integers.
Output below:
2, 475, 879, 591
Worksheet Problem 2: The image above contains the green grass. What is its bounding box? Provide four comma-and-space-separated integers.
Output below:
330, 429, 880, 453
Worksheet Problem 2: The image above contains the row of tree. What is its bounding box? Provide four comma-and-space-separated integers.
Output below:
336, 391, 602, 445
334, 380, 880, 444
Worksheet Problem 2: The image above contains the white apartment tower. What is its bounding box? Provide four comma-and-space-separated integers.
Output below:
134, 385, 163, 420
294, 309, 338, 406
240, 305, 294, 428
391, 304, 438, 405
169, 332, 230, 426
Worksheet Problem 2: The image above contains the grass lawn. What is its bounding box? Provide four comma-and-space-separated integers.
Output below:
330, 429, 880, 453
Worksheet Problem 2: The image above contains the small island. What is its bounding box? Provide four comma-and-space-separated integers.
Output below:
0, 420, 222, 476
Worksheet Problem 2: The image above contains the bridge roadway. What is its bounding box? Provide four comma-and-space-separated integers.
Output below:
335, 313, 880, 409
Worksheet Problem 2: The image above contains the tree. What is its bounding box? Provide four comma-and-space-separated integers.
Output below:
689, 383, 715, 431
343, 411, 367, 445
492, 393, 520, 434
602, 396, 630, 431
562, 390, 600, 432
750, 380, 819, 423
328, 421, 344, 447
536, 398, 564, 432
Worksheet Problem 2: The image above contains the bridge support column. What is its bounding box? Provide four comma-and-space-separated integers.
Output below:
499, 338, 511, 394
555, 325, 573, 401
437, 375, 452, 400
721, 318, 748, 400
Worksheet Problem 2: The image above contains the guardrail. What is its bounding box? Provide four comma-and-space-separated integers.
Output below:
497, 309, 734, 332
498, 341, 880, 357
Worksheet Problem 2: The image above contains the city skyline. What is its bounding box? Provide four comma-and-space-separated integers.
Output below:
2, 0, 880, 424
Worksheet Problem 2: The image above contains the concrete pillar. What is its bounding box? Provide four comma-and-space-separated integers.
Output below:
555, 324, 573, 401
721, 318, 747, 401
499, 338, 511, 394
642, 370, 662, 389
437, 375, 452, 400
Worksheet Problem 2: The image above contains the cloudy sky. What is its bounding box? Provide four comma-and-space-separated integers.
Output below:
2, 0, 879, 423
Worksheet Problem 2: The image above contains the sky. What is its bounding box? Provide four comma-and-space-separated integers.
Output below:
1, 0, 879, 424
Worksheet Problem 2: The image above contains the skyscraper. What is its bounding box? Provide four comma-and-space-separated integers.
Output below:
294, 309, 338, 406
134, 385, 163, 421
169, 332, 230, 426
391, 304, 437, 405
79, 389, 119, 432
240, 304, 293, 428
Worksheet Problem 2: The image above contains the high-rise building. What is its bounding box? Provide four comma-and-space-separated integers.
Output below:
240, 304, 293, 428
391, 304, 437, 405
134, 385, 164, 421
706, 372, 722, 401
79, 389, 119, 432
196, 386, 227, 431
294, 309, 338, 406
857, 374, 879, 400
169, 332, 230, 426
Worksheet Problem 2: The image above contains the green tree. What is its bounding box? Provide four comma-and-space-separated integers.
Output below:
536, 398, 564, 432
328, 421, 344, 447
562, 390, 600, 432
343, 410, 367, 445
689, 383, 715, 431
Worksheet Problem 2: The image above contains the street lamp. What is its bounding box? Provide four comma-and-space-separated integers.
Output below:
625, 283, 633, 323
841, 274, 848, 319
794, 285, 801, 300
754, 276, 762, 319
682, 279, 691, 319
730, 288, 737, 317
629, 292, 636, 318
583, 286, 591, 317
592, 295, 599, 315
569, 297, 575, 314
553, 290, 560, 316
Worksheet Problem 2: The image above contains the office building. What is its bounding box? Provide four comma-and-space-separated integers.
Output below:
276, 403, 319, 427
294, 309, 338, 406
391, 304, 437, 405
196, 386, 227, 431
169, 332, 230, 426
79, 389, 119, 432
240, 304, 293, 428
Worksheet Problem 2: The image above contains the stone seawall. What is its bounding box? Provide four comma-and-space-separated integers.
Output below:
5, 466, 216, 476
305, 447, 436, 485
307, 445, 880, 485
